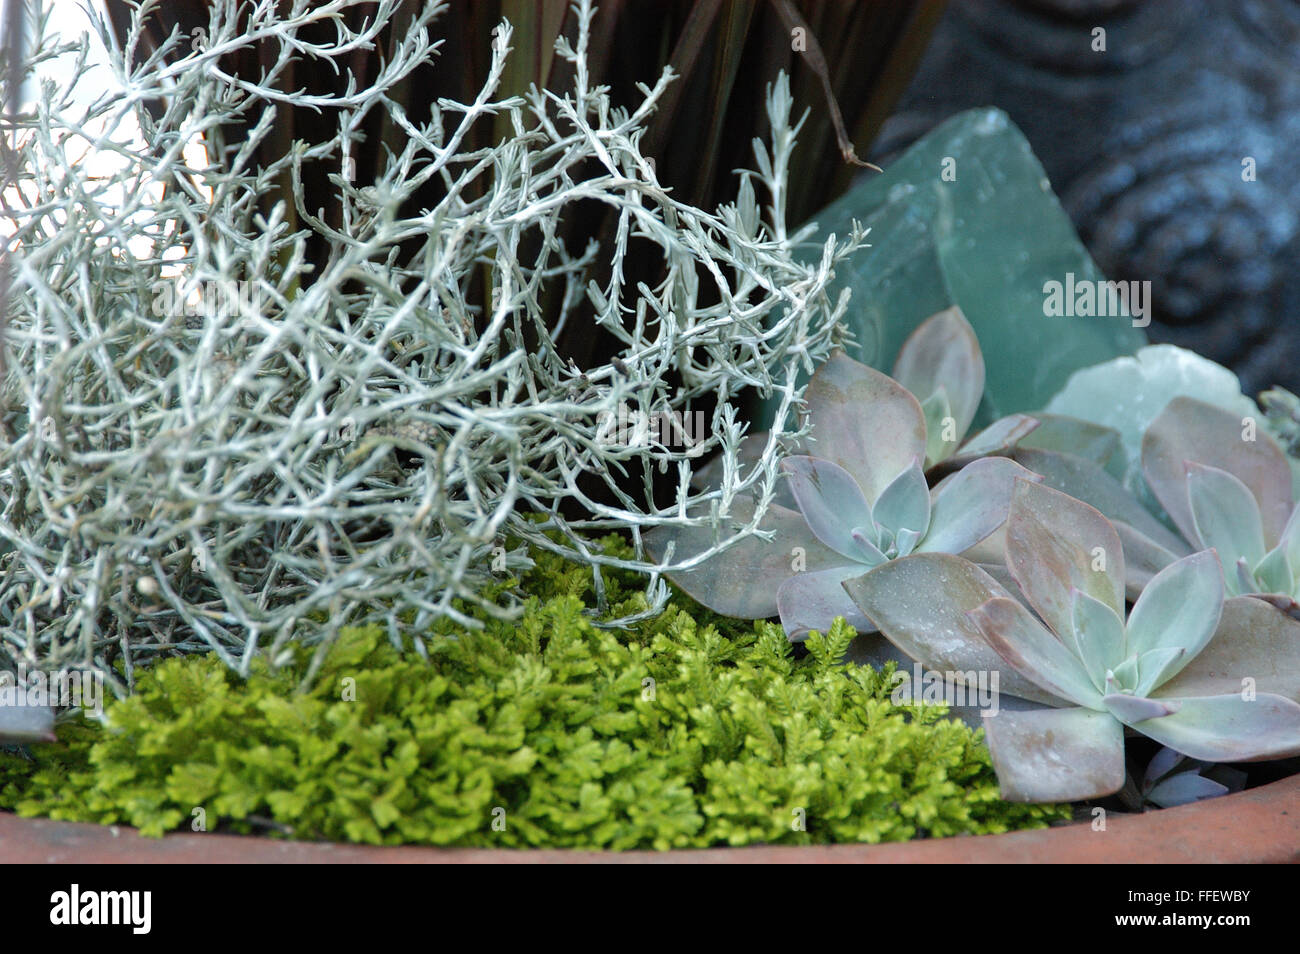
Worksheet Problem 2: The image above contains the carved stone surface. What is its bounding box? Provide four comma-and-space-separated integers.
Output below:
874, 0, 1300, 394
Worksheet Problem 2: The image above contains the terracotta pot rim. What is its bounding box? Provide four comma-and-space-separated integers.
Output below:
2, 772, 1296, 863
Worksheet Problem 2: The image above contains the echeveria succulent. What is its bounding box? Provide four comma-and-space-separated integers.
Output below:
646, 349, 1039, 639
1142, 396, 1300, 607
1139, 746, 1245, 809
847, 479, 1300, 802
1044, 344, 1262, 499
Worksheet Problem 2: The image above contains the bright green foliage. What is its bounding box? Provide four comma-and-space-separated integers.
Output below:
0, 538, 1063, 849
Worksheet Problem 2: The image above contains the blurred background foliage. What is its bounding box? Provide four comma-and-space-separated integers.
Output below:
101, 0, 945, 369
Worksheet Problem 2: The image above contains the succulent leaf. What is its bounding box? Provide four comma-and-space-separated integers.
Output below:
921, 457, 1041, 555
1011, 447, 1188, 555
802, 353, 927, 504
1046, 344, 1262, 499
643, 497, 841, 618
1254, 543, 1293, 596
842, 554, 1065, 706
1142, 396, 1293, 546
1122, 550, 1223, 683
781, 455, 877, 561
1123, 693, 1300, 763
1156, 595, 1300, 703
1108, 654, 1141, 693
980, 706, 1126, 802
968, 596, 1105, 708
1016, 413, 1122, 468
891, 305, 985, 448
1113, 520, 1182, 600
1146, 771, 1229, 808
919, 388, 957, 467
1003, 479, 1126, 638
871, 457, 931, 543
1102, 692, 1179, 724
0, 703, 57, 744
850, 529, 888, 565
946, 413, 1040, 466
894, 527, 923, 557
1067, 588, 1127, 694
776, 565, 876, 642
1278, 505, 1300, 575
1186, 462, 1268, 568
1132, 646, 1189, 697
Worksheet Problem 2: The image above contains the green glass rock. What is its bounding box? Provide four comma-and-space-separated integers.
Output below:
765, 108, 1146, 427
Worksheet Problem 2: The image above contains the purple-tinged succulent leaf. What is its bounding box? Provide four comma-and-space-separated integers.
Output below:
1123, 550, 1223, 683
643, 497, 841, 619
1146, 771, 1229, 808
981, 706, 1126, 802
1143, 745, 1184, 786
891, 305, 985, 449
944, 414, 1040, 469
969, 596, 1105, 708
921, 457, 1041, 555
1141, 396, 1293, 546
1016, 413, 1122, 467
1251, 592, 1300, 621
1156, 595, 1300, 704
1186, 462, 1267, 570
1113, 520, 1181, 600
777, 565, 875, 641
1142, 747, 1245, 807
1009, 445, 1190, 599
871, 457, 930, 540
1124, 692, 1300, 762
842, 554, 1064, 706
1004, 479, 1127, 637
1011, 447, 1188, 557
1067, 588, 1126, 693
1102, 692, 1178, 724
802, 352, 927, 503
781, 455, 876, 561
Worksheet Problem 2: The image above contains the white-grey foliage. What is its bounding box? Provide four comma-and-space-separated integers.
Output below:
0, 0, 861, 692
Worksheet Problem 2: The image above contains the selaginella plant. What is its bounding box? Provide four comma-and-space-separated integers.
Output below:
0, 0, 858, 695
1142, 396, 1300, 609
846, 479, 1300, 802
0, 536, 1065, 847
646, 325, 1039, 640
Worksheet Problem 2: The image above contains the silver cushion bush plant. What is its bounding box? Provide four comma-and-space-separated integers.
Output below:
0, 0, 860, 702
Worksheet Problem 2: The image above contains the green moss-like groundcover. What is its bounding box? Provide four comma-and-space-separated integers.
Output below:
0, 537, 1065, 849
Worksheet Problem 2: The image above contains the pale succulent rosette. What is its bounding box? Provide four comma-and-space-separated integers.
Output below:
846, 479, 1300, 802
1141, 396, 1300, 611
646, 308, 1040, 639
1004, 391, 1300, 607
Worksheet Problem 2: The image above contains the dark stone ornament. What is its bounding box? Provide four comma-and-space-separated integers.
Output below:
875, 0, 1300, 394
